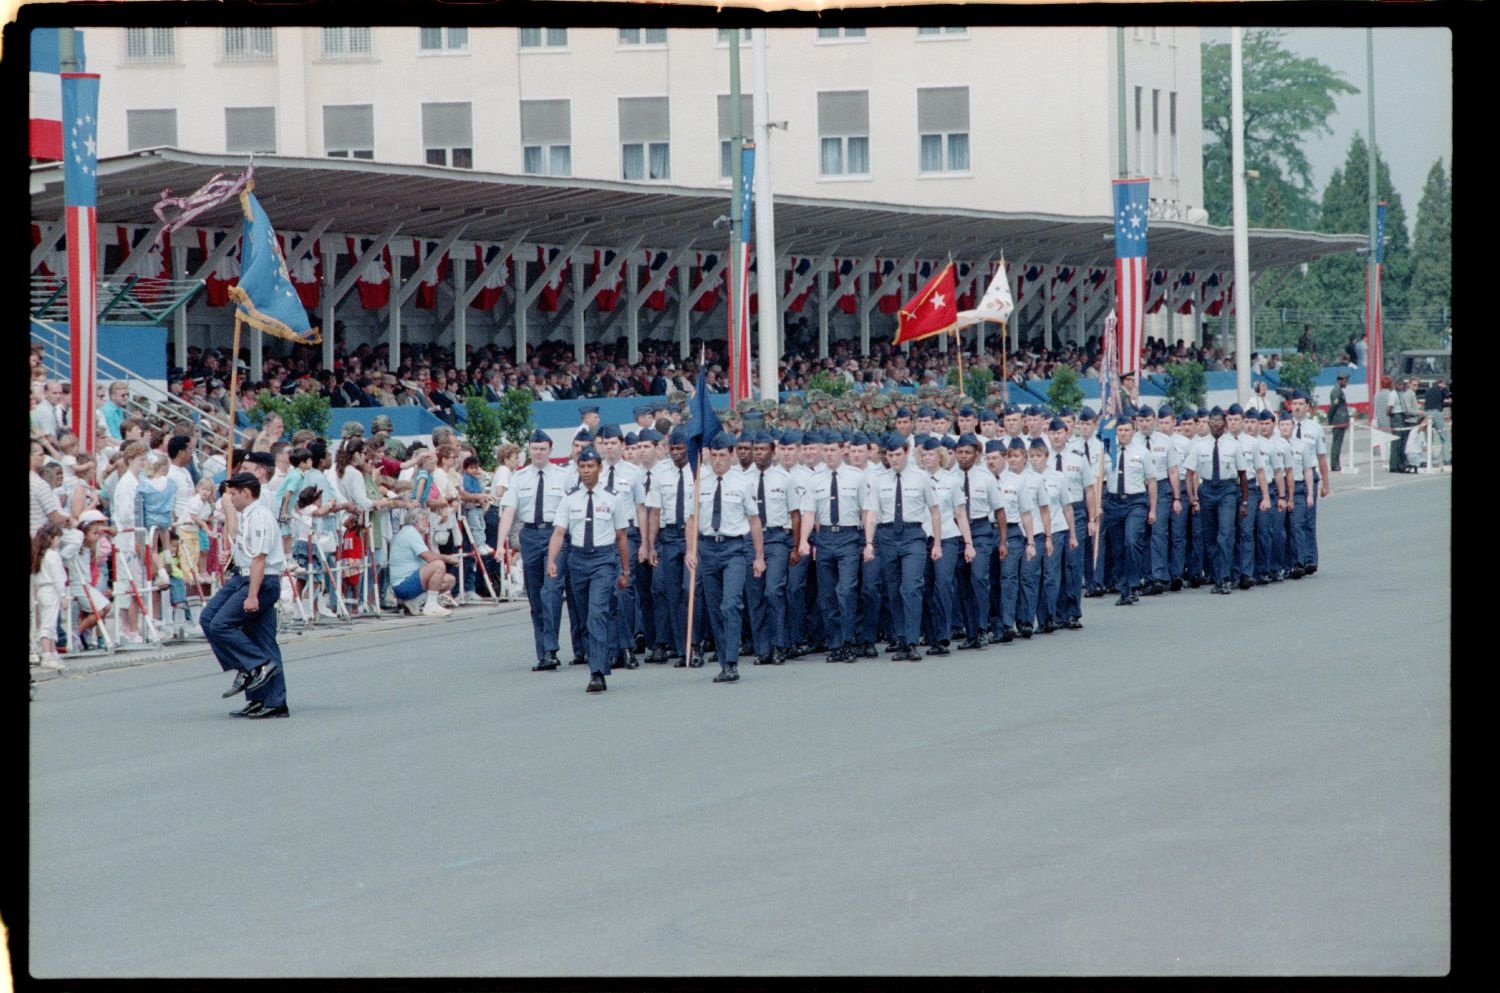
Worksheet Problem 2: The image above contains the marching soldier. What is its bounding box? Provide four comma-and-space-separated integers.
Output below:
1048, 417, 1093, 629
496, 430, 570, 671
954, 433, 1005, 648
1186, 407, 1247, 595
1100, 412, 1156, 606
748, 432, 798, 665
917, 436, 974, 656
801, 431, 867, 662
863, 433, 942, 661
686, 432, 767, 684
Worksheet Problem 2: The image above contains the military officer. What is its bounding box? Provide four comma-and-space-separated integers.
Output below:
1048, 418, 1093, 629
686, 432, 767, 684
1069, 408, 1107, 598
1288, 391, 1329, 574
1253, 410, 1283, 583
863, 434, 943, 661
953, 433, 1005, 648
747, 431, 798, 665
1186, 407, 1248, 595
596, 424, 652, 668
1162, 407, 1194, 589
917, 435, 974, 655
1135, 404, 1178, 596
1280, 410, 1317, 578
801, 430, 867, 662
1014, 438, 1052, 635
496, 430, 571, 671
649, 427, 698, 665
1225, 404, 1268, 591
1100, 413, 1156, 605
992, 438, 1037, 640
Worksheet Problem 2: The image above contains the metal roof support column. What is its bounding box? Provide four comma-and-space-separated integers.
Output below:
859, 270, 871, 356
1009, 266, 1022, 353
817, 269, 829, 359
625, 258, 642, 365
1043, 267, 1055, 352
452, 247, 468, 372
572, 258, 586, 364
321, 248, 336, 370
388, 246, 404, 371
677, 263, 691, 361
172, 241, 188, 371
514, 251, 529, 365
1077, 278, 1088, 348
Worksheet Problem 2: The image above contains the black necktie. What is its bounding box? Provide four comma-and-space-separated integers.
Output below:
607, 464, 615, 492
643, 473, 651, 494
1084, 440, 1091, 463
1296, 423, 1302, 439
757, 472, 767, 523
1117, 450, 1126, 495
1055, 453, 1062, 472
583, 491, 595, 549
894, 471, 903, 521
963, 470, 971, 508
711, 478, 722, 533
830, 469, 840, 524
1212, 438, 1221, 481
675, 466, 685, 524
533, 469, 545, 524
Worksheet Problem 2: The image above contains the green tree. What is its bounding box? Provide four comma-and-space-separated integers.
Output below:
1160, 362, 1206, 413
1277, 352, 1321, 398
461, 390, 503, 470
1045, 365, 1084, 413
947, 365, 994, 408
493, 388, 535, 449
1201, 29, 1358, 229
807, 370, 853, 397
1407, 158, 1451, 327
251, 390, 330, 437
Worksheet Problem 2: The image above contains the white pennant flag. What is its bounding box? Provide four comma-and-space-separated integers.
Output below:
956, 258, 1014, 328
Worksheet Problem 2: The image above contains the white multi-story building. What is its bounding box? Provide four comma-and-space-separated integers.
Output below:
90, 25, 1203, 219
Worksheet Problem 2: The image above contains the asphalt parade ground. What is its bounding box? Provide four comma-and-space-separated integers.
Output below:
26, 466, 1450, 978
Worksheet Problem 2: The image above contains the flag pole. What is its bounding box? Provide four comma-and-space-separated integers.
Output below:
682, 342, 707, 662
226, 311, 244, 460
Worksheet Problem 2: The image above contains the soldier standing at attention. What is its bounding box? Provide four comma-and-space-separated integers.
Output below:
1186, 408, 1247, 596
863, 433, 942, 661
1101, 412, 1156, 606
687, 432, 767, 684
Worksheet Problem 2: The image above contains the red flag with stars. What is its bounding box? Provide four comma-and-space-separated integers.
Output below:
892, 262, 957, 345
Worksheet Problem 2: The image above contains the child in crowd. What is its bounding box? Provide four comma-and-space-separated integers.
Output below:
31, 523, 67, 669
186, 476, 217, 596
139, 453, 178, 588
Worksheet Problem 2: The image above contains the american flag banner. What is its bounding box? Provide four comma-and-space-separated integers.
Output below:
1098, 312, 1121, 452
62, 72, 100, 454
1366, 200, 1387, 386
729, 144, 754, 404
1112, 178, 1150, 376
30, 29, 86, 159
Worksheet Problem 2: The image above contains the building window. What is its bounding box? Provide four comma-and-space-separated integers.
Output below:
717, 94, 754, 179
124, 27, 175, 63
321, 27, 372, 58
1151, 89, 1161, 178
1132, 26, 1143, 40
419, 27, 468, 52
1150, 27, 1161, 43
519, 27, 568, 49
222, 27, 274, 63
1132, 86, 1143, 175
916, 27, 967, 37
818, 90, 870, 177
1169, 91, 1179, 179
520, 99, 571, 176
619, 96, 670, 181
422, 102, 473, 168
917, 87, 970, 174
816, 27, 867, 41
619, 28, 667, 46
126, 108, 177, 150
226, 107, 276, 153
716, 28, 752, 46
324, 104, 374, 159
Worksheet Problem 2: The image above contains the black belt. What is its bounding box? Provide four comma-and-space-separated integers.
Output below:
659, 522, 684, 531
522, 522, 551, 530
762, 525, 790, 534
701, 534, 745, 543
821, 524, 856, 532
570, 543, 610, 551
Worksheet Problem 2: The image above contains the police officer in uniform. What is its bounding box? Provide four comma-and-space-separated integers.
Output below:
206, 473, 288, 718
496, 430, 570, 671
547, 446, 632, 693
687, 432, 767, 683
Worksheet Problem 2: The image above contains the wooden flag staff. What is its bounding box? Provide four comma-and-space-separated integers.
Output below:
681, 343, 707, 664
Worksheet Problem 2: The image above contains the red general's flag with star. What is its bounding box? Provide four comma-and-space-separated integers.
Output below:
892, 262, 957, 345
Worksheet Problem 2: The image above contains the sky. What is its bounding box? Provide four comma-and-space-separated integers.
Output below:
1200, 27, 1453, 229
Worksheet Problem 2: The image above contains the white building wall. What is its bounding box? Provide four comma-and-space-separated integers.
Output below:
87, 25, 1202, 220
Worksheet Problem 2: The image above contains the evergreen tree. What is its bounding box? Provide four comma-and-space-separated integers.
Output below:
1408, 158, 1451, 327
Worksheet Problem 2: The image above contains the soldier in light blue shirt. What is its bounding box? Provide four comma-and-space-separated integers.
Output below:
954, 433, 1005, 648
648, 427, 700, 665
1226, 404, 1269, 590
1068, 408, 1107, 598
1015, 439, 1054, 635
1186, 408, 1248, 595
1100, 412, 1157, 605
547, 446, 632, 693
1048, 418, 1093, 629
862, 433, 942, 661
746, 432, 798, 665
686, 432, 766, 683
1135, 404, 1180, 595
917, 436, 974, 656
596, 424, 651, 669
800, 431, 867, 662
1278, 411, 1317, 578
497, 430, 572, 670
1289, 391, 1329, 573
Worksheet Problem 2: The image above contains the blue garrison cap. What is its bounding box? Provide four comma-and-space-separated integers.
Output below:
528, 429, 552, 444
1003, 404, 1021, 416
579, 404, 600, 415
576, 446, 601, 464
781, 429, 804, 446
709, 432, 737, 451
1195, 407, 1210, 419
633, 404, 652, 417
800, 430, 820, 446
1007, 438, 1026, 451
597, 424, 622, 440
883, 432, 908, 451
920, 435, 942, 451
638, 428, 663, 443
934, 408, 950, 421
895, 406, 913, 419
759, 431, 778, 446
1209, 406, 1226, 418
624, 432, 639, 446
941, 436, 958, 450
957, 433, 981, 449
1290, 390, 1309, 401
1048, 418, 1067, 432
1078, 408, 1096, 422
985, 439, 1006, 454
1029, 437, 1049, 451
1134, 404, 1154, 417
1024, 405, 1041, 417
1058, 406, 1074, 418
1226, 403, 1244, 416
669, 427, 690, 445
917, 405, 936, 418
1158, 404, 1175, 418
574, 429, 594, 444
1258, 409, 1275, 422
1278, 410, 1293, 421
850, 431, 868, 447
958, 406, 976, 418
979, 408, 999, 423
734, 431, 753, 445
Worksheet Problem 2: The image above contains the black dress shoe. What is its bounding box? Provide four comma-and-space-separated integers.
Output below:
825, 648, 844, 663
644, 648, 667, 664
622, 653, 640, 670
570, 655, 588, 666
532, 659, 560, 672
635, 633, 648, 654
713, 666, 734, 683
1038, 622, 1056, 635
926, 645, 950, 657
688, 652, 706, 668
1187, 574, 1203, 589
755, 654, 776, 665
1255, 575, 1270, 586
246, 704, 289, 719
1169, 577, 1183, 592
1115, 594, 1135, 606
221, 669, 251, 698
957, 637, 983, 651
230, 701, 265, 718
1304, 564, 1317, 575
1238, 576, 1254, 591
1064, 618, 1084, 630
1289, 567, 1305, 579
673, 658, 687, 668
243, 660, 278, 694
1018, 625, 1033, 639
586, 673, 606, 693
998, 628, 1016, 644
1151, 581, 1168, 596
726, 664, 740, 682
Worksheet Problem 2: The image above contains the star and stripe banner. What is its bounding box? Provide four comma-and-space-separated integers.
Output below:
63, 71, 100, 453
729, 145, 755, 404
1112, 178, 1149, 377
892, 261, 958, 345
30, 29, 86, 159
228, 189, 321, 344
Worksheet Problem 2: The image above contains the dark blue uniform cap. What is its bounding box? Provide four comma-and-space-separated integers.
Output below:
528, 429, 552, 444
1078, 408, 1096, 422
1003, 403, 1021, 416
1290, 390, 1309, 401
985, 439, 1006, 453
597, 424, 623, 440
979, 408, 999, 422
920, 435, 942, 451
941, 436, 958, 450
1158, 404, 1175, 418
576, 446, 602, 464
1007, 438, 1026, 451
734, 432, 753, 446
1194, 407, 1209, 419
1134, 404, 1153, 417
1278, 410, 1293, 421
782, 429, 804, 445
1226, 403, 1244, 416
1047, 417, 1067, 432
638, 428, 663, 443
579, 404, 600, 415
669, 427, 690, 445
709, 432, 737, 451
1029, 438, 1049, 451
883, 432, 907, 451
850, 431, 868, 446
1209, 406, 1225, 418
917, 405, 936, 419
840, 430, 854, 445
957, 432, 981, 449
633, 404, 652, 417
894, 406, 913, 419
1024, 406, 1040, 417
1258, 409, 1275, 422
574, 428, 594, 443
958, 406, 976, 418
624, 432, 639, 445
